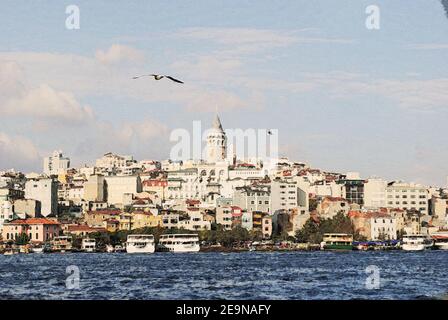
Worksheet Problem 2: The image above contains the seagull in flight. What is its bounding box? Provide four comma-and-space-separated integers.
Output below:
132, 74, 184, 84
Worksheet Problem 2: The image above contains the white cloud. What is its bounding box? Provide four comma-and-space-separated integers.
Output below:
95, 44, 145, 65
1, 83, 94, 126
0, 132, 41, 171
0, 60, 26, 99
175, 27, 352, 55
72, 118, 170, 163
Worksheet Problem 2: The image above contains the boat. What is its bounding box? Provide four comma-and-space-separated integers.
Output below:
81, 238, 96, 253
31, 246, 45, 253
353, 242, 369, 251
401, 234, 433, 251
126, 234, 155, 253
320, 233, 353, 250
432, 234, 448, 250
51, 236, 73, 252
106, 244, 115, 253
3, 249, 18, 255
19, 245, 30, 254
157, 234, 200, 253
114, 244, 125, 252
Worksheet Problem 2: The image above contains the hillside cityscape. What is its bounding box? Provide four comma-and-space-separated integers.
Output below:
1, 114, 447, 252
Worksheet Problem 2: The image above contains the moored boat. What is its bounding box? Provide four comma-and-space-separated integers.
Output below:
401, 234, 433, 251
432, 233, 448, 250
320, 233, 353, 250
126, 235, 155, 253
31, 245, 45, 253
157, 234, 200, 253
114, 244, 125, 252
81, 238, 96, 252
51, 236, 73, 252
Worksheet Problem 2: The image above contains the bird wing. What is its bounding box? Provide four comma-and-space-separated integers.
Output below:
165, 76, 184, 84
132, 74, 152, 79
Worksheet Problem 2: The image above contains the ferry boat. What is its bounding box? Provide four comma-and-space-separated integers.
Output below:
81, 238, 96, 252
401, 234, 433, 251
432, 233, 448, 250
51, 236, 73, 252
157, 234, 200, 253
126, 235, 155, 253
320, 233, 353, 250
31, 245, 45, 253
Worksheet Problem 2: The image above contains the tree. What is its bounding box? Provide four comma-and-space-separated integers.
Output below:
295, 212, 357, 244
15, 232, 29, 245
309, 198, 318, 211
89, 231, 111, 249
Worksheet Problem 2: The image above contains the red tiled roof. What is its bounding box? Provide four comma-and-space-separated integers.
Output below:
348, 211, 391, 219
5, 218, 60, 225
67, 225, 106, 232
324, 196, 347, 202
86, 210, 121, 215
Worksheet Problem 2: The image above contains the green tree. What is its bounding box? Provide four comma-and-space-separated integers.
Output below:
295, 212, 357, 244
15, 232, 30, 245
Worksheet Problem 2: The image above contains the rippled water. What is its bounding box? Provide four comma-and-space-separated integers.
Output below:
0, 251, 447, 300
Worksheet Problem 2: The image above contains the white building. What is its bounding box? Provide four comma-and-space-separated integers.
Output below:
178, 209, 211, 231
25, 178, 58, 217
270, 179, 298, 212
364, 178, 387, 209
104, 176, 142, 206
385, 181, 429, 215
0, 200, 14, 230
43, 150, 70, 176
232, 186, 271, 213
370, 216, 397, 240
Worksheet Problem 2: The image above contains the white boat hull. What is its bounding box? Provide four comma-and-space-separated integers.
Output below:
31, 247, 44, 253
126, 243, 155, 254
402, 244, 425, 251
434, 242, 448, 250
158, 244, 200, 253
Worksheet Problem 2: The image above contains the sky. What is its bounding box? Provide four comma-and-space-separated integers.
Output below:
0, 0, 447, 186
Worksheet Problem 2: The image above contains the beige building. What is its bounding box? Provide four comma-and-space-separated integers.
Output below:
13, 199, 41, 218
430, 196, 448, 226
261, 216, 272, 239
104, 176, 142, 206
84, 174, 105, 202
316, 196, 349, 219
216, 206, 233, 230
84, 209, 121, 228
24, 178, 58, 217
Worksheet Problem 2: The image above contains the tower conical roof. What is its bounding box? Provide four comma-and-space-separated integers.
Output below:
212, 114, 224, 131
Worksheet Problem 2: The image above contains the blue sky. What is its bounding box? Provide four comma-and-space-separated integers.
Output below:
0, 0, 447, 186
